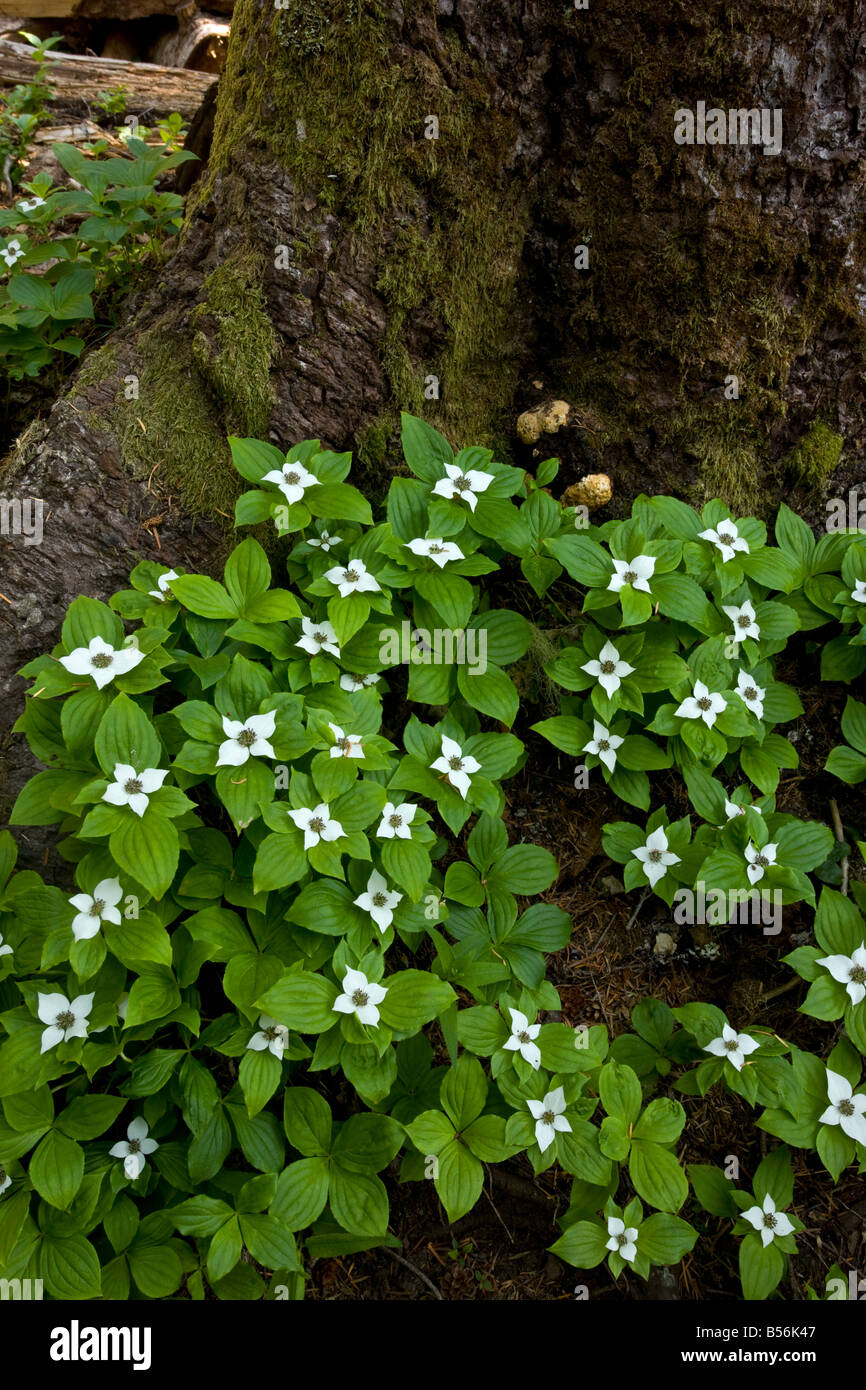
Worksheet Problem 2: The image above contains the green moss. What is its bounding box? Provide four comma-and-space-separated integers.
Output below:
190, 250, 277, 437
86, 326, 239, 523
784, 421, 844, 487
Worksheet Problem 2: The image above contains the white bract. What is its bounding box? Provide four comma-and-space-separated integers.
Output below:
741, 1194, 794, 1248
333, 967, 387, 1027
819, 1069, 866, 1145
850, 580, 866, 604
817, 944, 866, 1006
69, 877, 123, 942
217, 711, 276, 767
723, 600, 760, 642
581, 640, 635, 698
328, 723, 364, 759
0, 931, 13, 959
103, 764, 167, 818
324, 559, 381, 597
431, 463, 493, 511
308, 530, 341, 551
405, 537, 464, 567
288, 804, 345, 850
377, 801, 418, 839
109, 1118, 158, 1181
430, 735, 481, 799
633, 826, 680, 887
724, 793, 762, 821
699, 519, 749, 563
0, 1168, 10, 1195
263, 460, 320, 504
148, 568, 178, 601
608, 554, 655, 594
354, 869, 403, 932
37, 992, 93, 1053
527, 1086, 572, 1153
503, 1008, 541, 1070
246, 1014, 290, 1060
60, 635, 144, 690
296, 615, 341, 659
735, 669, 765, 719
606, 1216, 639, 1263
745, 840, 778, 884
675, 679, 727, 728
340, 672, 380, 691
1, 239, 24, 268
703, 1023, 759, 1072
583, 720, 623, 772
18, 197, 45, 212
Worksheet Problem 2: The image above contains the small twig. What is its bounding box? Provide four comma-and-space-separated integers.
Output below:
829, 798, 849, 896
624, 888, 651, 932
386, 1248, 443, 1300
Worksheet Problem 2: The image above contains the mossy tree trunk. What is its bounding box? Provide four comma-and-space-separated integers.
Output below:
2, 0, 865, 809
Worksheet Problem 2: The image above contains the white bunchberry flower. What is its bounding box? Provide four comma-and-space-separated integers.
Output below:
745, 840, 778, 884
608, 554, 655, 594
262, 460, 320, 504
741, 1193, 794, 1248
147, 568, 178, 601
606, 1216, 639, 1263
296, 615, 341, 659
103, 764, 167, 818
817, 944, 866, 1007
18, 197, 45, 213
246, 1014, 289, 1060
699, 519, 749, 563
308, 530, 341, 551
735, 669, 765, 719
675, 679, 727, 728
581, 640, 635, 698
703, 1023, 759, 1072
324, 559, 381, 597
60, 635, 144, 690
1, 239, 24, 268
723, 600, 760, 642
288, 804, 345, 850
216, 711, 276, 767
503, 1008, 541, 1070
340, 672, 380, 691
633, 826, 680, 887
404, 537, 465, 567
819, 1069, 866, 1145
0, 931, 13, 959
377, 801, 418, 839
0, 1167, 10, 1195
68, 877, 123, 941
527, 1086, 571, 1154
583, 720, 623, 772
850, 579, 866, 604
37, 992, 93, 1053
430, 735, 481, 799
109, 1118, 158, 1180
353, 869, 403, 932
431, 463, 493, 511
724, 792, 762, 821
328, 723, 364, 759
333, 967, 387, 1027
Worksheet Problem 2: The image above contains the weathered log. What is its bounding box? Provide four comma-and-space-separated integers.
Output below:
150, 14, 230, 72
0, 36, 216, 115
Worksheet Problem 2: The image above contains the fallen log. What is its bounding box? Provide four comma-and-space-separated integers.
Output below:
0, 36, 216, 117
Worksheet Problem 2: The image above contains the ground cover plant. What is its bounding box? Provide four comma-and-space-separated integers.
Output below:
0, 414, 864, 1301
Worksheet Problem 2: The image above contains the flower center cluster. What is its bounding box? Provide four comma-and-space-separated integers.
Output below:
284, 470, 299, 485
336, 737, 351, 752
309, 817, 325, 833
616, 1232, 629, 1248
372, 892, 388, 907
91, 652, 113, 669
718, 530, 735, 545
754, 854, 768, 868
351, 989, 369, 1008
737, 614, 751, 629
724, 1038, 739, 1052
697, 696, 712, 711
762, 1212, 777, 1229
237, 728, 257, 747
127, 1138, 142, 1153
89, 899, 105, 917
56, 1010, 76, 1029
388, 814, 402, 828
597, 739, 610, 751
448, 755, 463, 770
124, 778, 143, 795
454, 476, 471, 492
344, 569, 359, 582
744, 686, 758, 701
518, 1031, 531, 1044
648, 848, 662, 863
624, 570, 637, 584
263, 1026, 281, 1042
839, 1098, 855, 1116
314, 630, 328, 644
541, 1109, 555, 1126
850, 965, 866, 983
600, 660, 616, 675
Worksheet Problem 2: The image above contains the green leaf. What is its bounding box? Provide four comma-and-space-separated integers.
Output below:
628, 1138, 688, 1213
239, 1048, 283, 1118
283, 1087, 333, 1156
548, 1219, 609, 1269
638, 1213, 699, 1264
170, 575, 238, 619
329, 1166, 390, 1236
124, 968, 181, 1028
40, 1232, 101, 1299
599, 1060, 642, 1125
739, 1231, 785, 1300
29, 1129, 84, 1209
434, 1138, 485, 1222
271, 1158, 330, 1230
258, 972, 339, 1032
378, 971, 456, 1032
56, 1094, 126, 1141
110, 813, 179, 901
239, 1213, 301, 1270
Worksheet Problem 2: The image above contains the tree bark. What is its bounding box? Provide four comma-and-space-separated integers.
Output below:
2, 0, 866, 819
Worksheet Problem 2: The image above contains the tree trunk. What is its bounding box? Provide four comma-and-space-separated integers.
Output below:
2, 0, 865, 817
